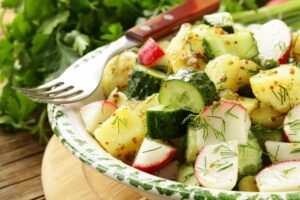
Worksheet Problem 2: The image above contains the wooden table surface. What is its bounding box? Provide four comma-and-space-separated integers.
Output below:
0, 129, 46, 200
0, 9, 46, 200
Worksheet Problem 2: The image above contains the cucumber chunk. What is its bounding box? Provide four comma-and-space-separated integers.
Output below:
238, 176, 259, 192
251, 125, 285, 151
126, 64, 167, 100
203, 31, 258, 60
146, 105, 189, 139
203, 12, 234, 33
185, 124, 198, 163
238, 133, 262, 178
177, 164, 199, 186
159, 69, 217, 113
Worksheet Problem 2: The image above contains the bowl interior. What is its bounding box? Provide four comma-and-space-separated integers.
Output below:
47, 46, 299, 200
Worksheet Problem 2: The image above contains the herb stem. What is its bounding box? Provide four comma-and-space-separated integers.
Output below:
0, 9, 7, 37
232, 1, 300, 30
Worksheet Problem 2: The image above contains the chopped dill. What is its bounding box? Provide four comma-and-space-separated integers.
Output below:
142, 146, 162, 153
224, 104, 238, 119
271, 85, 291, 106
213, 144, 237, 159
282, 167, 296, 175
287, 120, 300, 131
290, 148, 300, 154
217, 163, 233, 172
182, 173, 194, 183
111, 115, 129, 133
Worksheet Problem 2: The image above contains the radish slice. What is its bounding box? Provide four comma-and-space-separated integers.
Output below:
138, 38, 165, 66
256, 161, 300, 192
283, 104, 300, 142
133, 138, 176, 173
80, 100, 117, 133
265, 141, 300, 163
196, 102, 251, 150
252, 19, 291, 67
194, 141, 239, 190
265, 0, 289, 7
152, 160, 179, 181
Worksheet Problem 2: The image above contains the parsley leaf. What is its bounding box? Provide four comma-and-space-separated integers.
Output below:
0, 0, 184, 143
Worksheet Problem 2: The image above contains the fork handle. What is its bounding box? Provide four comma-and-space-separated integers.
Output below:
125, 0, 220, 42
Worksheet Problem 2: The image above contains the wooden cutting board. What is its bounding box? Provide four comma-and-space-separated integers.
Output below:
41, 136, 146, 200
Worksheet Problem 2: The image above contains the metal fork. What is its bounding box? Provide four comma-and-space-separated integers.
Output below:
13, 0, 220, 104
13, 37, 139, 104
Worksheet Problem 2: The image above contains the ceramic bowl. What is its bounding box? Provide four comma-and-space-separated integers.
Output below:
48, 45, 300, 200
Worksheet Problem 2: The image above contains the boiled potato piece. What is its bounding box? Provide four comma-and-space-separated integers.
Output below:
101, 50, 137, 97
94, 106, 146, 163
220, 90, 259, 114
250, 64, 300, 113
292, 31, 300, 62
238, 176, 259, 192
107, 88, 139, 109
205, 54, 260, 92
251, 105, 285, 129
167, 24, 225, 73
134, 93, 160, 122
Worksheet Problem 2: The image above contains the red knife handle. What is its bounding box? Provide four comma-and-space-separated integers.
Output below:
125, 0, 220, 42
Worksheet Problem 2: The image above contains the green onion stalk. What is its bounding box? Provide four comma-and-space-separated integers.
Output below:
232, 0, 300, 31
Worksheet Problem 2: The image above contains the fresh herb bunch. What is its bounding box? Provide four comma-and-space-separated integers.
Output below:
0, 0, 183, 143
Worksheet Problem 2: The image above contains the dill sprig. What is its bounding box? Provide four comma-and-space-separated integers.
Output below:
286, 120, 300, 132
282, 167, 296, 175
217, 163, 233, 172
182, 173, 194, 183
205, 116, 226, 141
213, 144, 237, 159
111, 115, 129, 133
290, 148, 300, 154
224, 104, 238, 119
271, 85, 291, 107
142, 146, 162, 153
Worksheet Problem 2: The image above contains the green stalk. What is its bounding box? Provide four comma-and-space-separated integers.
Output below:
290, 21, 300, 31
0, 9, 7, 37
232, 0, 300, 26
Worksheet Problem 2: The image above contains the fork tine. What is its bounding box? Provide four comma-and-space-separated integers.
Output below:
49, 90, 83, 99
23, 85, 74, 98
30, 93, 85, 104
26, 89, 83, 100
13, 81, 64, 94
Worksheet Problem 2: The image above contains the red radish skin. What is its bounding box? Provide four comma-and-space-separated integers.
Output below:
133, 149, 176, 173
278, 37, 292, 64
252, 20, 291, 66
80, 100, 117, 111
256, 160, 300, 176
203, 101, 247, 115
278, 50, 290, 64
194, 147, 206, 187
283, 127, 291, 142
255, 160, 300, 192
138, 38, 165, 67
265, 0, 289, 7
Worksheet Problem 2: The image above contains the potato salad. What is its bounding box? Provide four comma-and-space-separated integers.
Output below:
80, 12, 300, 192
